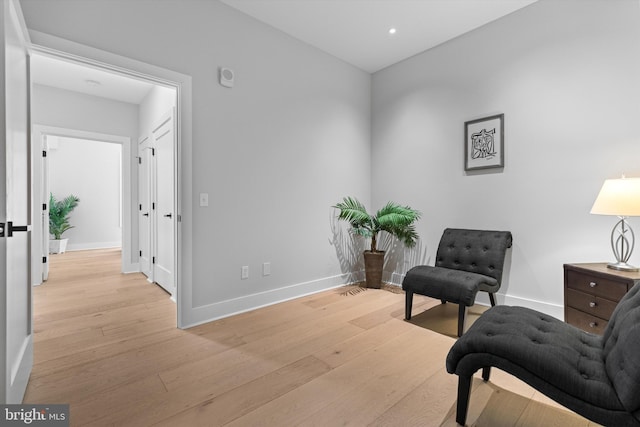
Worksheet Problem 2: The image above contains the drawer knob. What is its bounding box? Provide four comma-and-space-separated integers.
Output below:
589, 322, 598, 328
589, 302, 597, 308
589, 282, 597, 288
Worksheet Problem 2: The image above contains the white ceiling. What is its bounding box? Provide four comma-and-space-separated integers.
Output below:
219, 0, 539, 73
31, 53, 155, 105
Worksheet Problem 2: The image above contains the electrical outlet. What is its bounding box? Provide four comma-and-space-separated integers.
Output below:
263, 262, 271, 276
241, 266, 249, 279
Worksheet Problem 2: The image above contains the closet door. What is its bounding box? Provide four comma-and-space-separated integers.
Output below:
152, 111, 176, 295
137, 135, 153, 280
151, 109, 175, 296
138, 109, 175, 297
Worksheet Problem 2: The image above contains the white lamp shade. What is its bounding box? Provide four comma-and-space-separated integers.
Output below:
590, 177, 640, 216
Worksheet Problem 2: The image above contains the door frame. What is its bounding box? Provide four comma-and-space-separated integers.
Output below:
32, 126, 132, 282
137, 134, 153, 282
28, 34, 193, 329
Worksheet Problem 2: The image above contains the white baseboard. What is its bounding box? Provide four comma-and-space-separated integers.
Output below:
389, 272, 405, 285
388, 272, 564, 321
182, 270, 565, 329
494, 294, 564, 320
122, 262, 140, 274
182, 273, 358, 329
67, 242, 122, 251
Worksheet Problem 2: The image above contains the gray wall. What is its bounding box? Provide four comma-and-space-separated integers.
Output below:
24, 0, 638, 323
32, 84, 139, 268
21, 0, 372, 325
371, 0, 640, 316
47, 135, 122, 251
33, 84, 139, 138
139, 85, 176, 137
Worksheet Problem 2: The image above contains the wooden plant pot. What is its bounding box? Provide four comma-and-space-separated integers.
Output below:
364, 250, 385, 289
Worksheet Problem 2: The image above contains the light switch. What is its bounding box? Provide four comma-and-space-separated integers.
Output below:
199, 193, 209, 207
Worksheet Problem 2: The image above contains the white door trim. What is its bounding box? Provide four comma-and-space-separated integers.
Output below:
28, 33, 193, 329
137, 134, 153, 282
31, 125, 134, 279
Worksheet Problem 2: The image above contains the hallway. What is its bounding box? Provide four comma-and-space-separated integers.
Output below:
24, 249, 177, 422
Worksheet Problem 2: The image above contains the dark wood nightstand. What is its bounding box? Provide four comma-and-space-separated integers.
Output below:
564, 263, 640, 334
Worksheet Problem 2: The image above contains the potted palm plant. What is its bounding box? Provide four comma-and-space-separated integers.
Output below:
49, 193, 80, 254
333, 196, 421, 289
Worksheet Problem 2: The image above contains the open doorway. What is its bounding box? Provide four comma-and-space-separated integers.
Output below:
47, 135, 122, 251
36, 130, 128, 281
30, 50, 180, 303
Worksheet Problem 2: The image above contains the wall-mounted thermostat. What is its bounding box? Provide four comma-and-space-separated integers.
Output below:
219, 67, 234, 88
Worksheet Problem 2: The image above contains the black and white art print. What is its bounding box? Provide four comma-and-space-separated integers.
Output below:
464, 114, 504, 171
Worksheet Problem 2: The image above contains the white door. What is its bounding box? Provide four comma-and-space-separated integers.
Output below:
137, 135, 153, 280
152, 110, 175, 296
0, 0, 32, 403
41, 136, 49, 281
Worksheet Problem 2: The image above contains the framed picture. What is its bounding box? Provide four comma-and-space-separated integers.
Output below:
464, 114, 504, 171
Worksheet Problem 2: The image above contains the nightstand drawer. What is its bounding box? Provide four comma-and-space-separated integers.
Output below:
565, 288, 618, 320
565, 307, 606, 335
566, 270, 627, 301
564, 263, 640, 334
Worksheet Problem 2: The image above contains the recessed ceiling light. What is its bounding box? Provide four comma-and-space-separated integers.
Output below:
388, 28, 397, 35
85, 79, 101, 87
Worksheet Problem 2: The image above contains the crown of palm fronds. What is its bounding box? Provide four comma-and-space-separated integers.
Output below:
49, 193, 80, 240
333, 197, 420, 252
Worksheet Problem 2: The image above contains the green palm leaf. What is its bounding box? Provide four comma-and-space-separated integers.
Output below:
333, 197, 421, 251
333, 197, 373, 237
49, 193, 80, 240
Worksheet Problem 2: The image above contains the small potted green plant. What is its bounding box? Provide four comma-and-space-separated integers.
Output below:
49, 193, 80, 254
333, 196, 421, 288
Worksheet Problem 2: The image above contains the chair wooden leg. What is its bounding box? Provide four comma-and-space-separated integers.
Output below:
405, 291, 413, 320
456, 375, 472, 426
489, 292, 496, 307
458, 304, 467, 337
482, 367, 491, 382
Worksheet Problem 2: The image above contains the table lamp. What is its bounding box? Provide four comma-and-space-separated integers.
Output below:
590, 176, 640, 271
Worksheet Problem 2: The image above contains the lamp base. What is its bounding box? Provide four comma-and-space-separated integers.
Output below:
606, 217, 638, 272
607, 261, 639, 272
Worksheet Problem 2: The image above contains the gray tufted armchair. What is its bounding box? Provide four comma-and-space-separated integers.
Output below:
402, 228, 513, 336
446, 282, 640, 426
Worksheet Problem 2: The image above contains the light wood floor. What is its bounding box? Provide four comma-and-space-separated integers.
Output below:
24, 249, 596, 426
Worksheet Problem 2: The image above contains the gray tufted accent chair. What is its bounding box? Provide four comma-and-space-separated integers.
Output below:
402, 228, 513, 336
446, 282, 640, 426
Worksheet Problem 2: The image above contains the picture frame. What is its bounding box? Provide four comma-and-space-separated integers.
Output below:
464, 113, 504, 171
